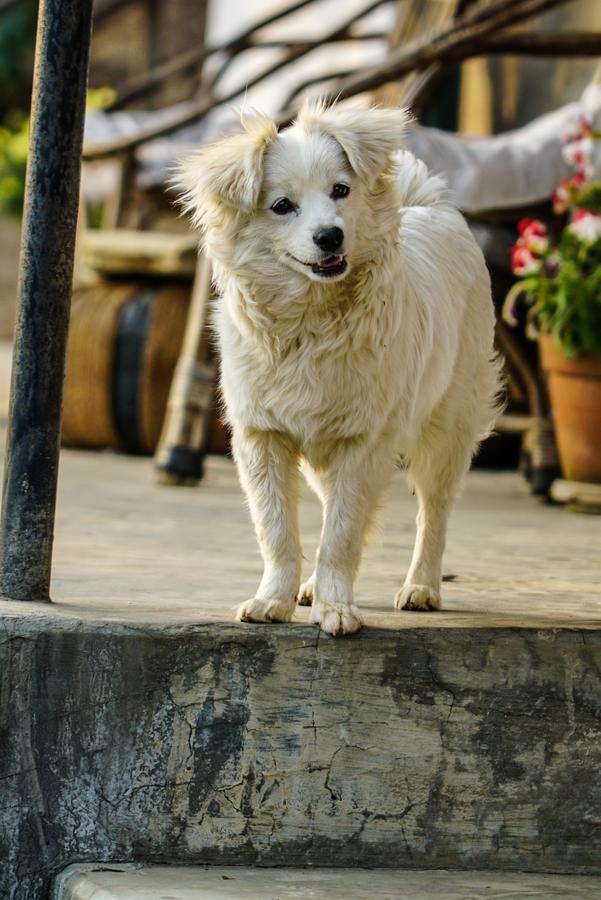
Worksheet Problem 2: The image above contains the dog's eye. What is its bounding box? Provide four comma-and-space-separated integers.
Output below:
332, 183, 350, 199
271, 197, 295, 215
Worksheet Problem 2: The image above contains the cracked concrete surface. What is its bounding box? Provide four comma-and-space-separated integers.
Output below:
3, 618, 601, 899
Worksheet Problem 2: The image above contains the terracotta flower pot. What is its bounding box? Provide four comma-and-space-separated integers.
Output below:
539, 333, 601, 483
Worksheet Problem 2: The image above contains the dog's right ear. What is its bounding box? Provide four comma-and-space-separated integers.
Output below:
178, 112, 277, 225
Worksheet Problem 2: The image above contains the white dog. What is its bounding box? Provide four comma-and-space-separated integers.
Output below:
179, 100, 501, 636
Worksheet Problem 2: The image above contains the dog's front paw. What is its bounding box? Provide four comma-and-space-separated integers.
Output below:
310, 601, 363, 636
297, 574, 315, 607
394, 584, 441, 611
236, 596, 295, 624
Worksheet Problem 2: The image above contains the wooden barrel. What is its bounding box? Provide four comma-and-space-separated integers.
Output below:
62, 279, 228, 455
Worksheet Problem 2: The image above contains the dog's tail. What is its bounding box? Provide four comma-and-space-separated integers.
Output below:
395, 150, 446, 208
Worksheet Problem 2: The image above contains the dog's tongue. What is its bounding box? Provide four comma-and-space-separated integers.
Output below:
320, 255, 343, 268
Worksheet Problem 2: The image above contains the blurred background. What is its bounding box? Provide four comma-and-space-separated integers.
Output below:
1, 0, 601, 501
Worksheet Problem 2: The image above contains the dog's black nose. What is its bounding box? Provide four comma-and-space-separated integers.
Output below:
313, 227, 343, 252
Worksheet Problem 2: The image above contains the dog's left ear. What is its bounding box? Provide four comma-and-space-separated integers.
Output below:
299, 101, 410, 185
178, 112, 277, 224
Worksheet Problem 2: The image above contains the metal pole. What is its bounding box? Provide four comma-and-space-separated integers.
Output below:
0, 0, 94, 602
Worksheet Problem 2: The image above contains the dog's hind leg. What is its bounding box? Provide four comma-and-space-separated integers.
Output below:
395, 441, 464, 612
397, 358, 500, 612
233, 428, 302, 624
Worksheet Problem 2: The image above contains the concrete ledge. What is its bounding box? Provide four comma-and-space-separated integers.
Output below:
52, 863, 601, 899
3, 613, 601, 899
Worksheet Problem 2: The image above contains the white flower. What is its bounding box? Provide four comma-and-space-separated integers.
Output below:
569, 210, 601, 242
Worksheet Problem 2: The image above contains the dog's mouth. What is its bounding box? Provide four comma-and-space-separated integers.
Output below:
311, 255, 347, 277
287, 252, 348, 279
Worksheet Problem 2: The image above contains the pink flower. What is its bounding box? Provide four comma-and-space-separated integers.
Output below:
511, 243, 541, 276
561, 113, 593, 145
569, 209, 601, 242
517, 218, 544, 237
517, 219, 548, 254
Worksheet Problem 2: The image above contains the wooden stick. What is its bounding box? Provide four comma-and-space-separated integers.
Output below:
246, 31, 386, 50
84, 0, 393, 158
278, 29, 601, 122
154, 251, 216, 485
484, 31, 601, 56
320, 26, 601, 116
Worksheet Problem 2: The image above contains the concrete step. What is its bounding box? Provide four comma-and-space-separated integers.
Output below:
3, 610, 601, 900
52, 864, 601, 900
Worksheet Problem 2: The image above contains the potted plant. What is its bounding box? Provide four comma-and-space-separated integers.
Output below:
504, 114, 601, 484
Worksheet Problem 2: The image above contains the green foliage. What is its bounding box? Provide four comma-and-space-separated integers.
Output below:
0, 112, 28, 219
87, 87, 117, 113
0, 88, 116, 221
506, 230, 601, 359
574, 184, 601, 215
538, 231, 601, 357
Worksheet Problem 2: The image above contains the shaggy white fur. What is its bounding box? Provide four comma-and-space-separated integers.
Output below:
179, 100, 502, 636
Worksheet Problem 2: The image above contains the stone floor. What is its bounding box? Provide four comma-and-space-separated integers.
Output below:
1, 337, 601, 629
1, 414, 600, 630
52, 864, 601, 900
